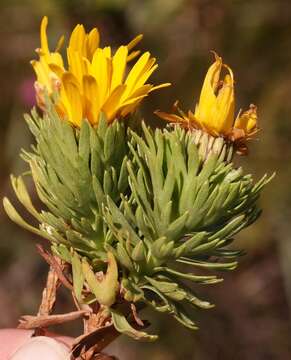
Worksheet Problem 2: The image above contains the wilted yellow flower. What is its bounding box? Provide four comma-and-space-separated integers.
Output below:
156, 53, 258, 142
32, 17, 170, 126
233, 104, 258, 137
194, 53, 235, 135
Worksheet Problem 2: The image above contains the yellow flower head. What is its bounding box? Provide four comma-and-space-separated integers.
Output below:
156, 53, 258, 143
32, 17, 170, 126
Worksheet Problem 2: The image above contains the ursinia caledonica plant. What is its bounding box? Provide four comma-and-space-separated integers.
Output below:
3, 16, 273, 359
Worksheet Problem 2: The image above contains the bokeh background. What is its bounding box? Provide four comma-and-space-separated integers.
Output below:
0, 0, 291, 359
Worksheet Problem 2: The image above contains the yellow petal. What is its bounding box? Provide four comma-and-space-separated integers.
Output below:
86, 28, 100, 60
69, 24, 86, 54
127, 50, 141, 62
61, 72, 83, 126
126, 84, 152, 100
194, 55, 222, 128
134, 63, 158, 90
149, 83, 171, 92
120, 100, 145, 117
83, 75, 100, 124
215, 73, 235, 134
55, 35, 65, 52
102, 84, 126, 121
120, 94, 148, 108
103, 46, 112, 58
133, 58, 156, 89
111, 46, 128, 91
200, 54, 222, 100
40, 16, 49, 54
127, 34, 143, 51
91, 48, 111, 104
155, 111, 185, 124
123, 52, 151, 98
67, 49, 86, 86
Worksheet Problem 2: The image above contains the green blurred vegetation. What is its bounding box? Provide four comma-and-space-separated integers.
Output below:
0, 0, 291, 359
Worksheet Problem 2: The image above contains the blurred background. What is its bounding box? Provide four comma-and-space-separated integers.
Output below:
0, 0, 291, 359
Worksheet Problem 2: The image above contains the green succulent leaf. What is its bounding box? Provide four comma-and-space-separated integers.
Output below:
82, 252, 119, 307
111, 309, 158, 342
71, 250, 85, 302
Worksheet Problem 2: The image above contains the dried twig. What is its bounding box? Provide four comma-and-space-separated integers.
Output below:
38, 262, 60, 316
37, 244, 73, 290
18, 310, 88, 329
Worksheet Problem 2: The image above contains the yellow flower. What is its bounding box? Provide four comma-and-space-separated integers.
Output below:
32, 17, 170, 126
156, 53, 258, 141
194, 53, 234, 135
233, 104, 258, 138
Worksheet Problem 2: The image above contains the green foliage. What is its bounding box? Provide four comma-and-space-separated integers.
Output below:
103, 123, 273, 330
4, 106, 128, 262
3, 109, 273, 339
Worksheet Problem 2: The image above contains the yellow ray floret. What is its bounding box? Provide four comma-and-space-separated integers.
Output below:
156, 53, 258, 142
32, 17, 170, 126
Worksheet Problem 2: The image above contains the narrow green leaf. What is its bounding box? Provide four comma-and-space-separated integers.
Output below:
71, 250, 85, 302
3, 197, 53, 242
111, 309, 158, 341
